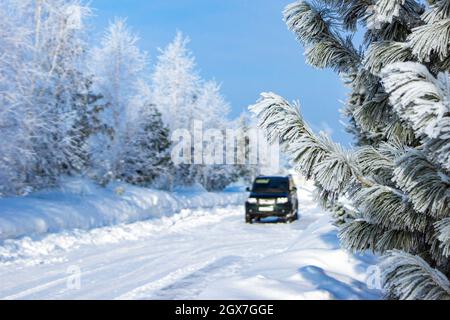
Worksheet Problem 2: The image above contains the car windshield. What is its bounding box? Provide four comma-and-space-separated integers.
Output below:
252, 178, 288, 193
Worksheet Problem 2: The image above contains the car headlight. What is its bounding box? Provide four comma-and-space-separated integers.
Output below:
277, 197, 289, 204
247, 198, 258, 204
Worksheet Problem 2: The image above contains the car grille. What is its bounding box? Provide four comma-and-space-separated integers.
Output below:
259, 199, 276, 205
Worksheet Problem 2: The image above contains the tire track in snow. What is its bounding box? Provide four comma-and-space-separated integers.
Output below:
0, 206, 242, 266
0, 202, 302, 299
117, 256, 243, 300
116, 256, 242, 300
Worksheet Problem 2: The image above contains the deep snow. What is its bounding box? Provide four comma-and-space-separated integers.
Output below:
0, 178, 246, 241
0, 177, 380, 300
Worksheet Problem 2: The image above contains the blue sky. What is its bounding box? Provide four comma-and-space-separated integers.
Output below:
89, 0, 351, 145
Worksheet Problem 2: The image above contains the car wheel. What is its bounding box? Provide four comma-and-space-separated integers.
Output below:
246, 217, 253, 224
288, 211, 298, 223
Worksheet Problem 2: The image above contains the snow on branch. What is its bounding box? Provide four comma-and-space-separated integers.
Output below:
339, 220, 421, 253
422, 0, 450, 24
339, 220, 387, 252
435, 218, 450, 257
283, 1, 360, 73
354, 185, 430, 233
363, 41, 413, 75
249, 92, 364, 193
408, 19, 450, 62
369, 0, 406, 26
380, 250, 450, 300
393, 149, 450, 219
339, 218, 422, 253
381, 62, 450, 170
283, 1, 331, 44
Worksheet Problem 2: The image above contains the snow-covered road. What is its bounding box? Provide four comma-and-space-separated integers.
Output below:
0, 183, 380, 300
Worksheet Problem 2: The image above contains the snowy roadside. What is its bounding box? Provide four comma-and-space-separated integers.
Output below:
198, 180, 381, 300
0, 178, 381, 300
0, 177, 247, 241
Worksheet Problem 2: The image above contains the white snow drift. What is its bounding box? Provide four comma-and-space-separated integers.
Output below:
0, 177, 246, 241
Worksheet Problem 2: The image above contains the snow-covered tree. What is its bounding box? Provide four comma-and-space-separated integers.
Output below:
89, 18, 148, 182
152, 33, 240, 190
194, 80, 239, 191
250, 0, 450, 299
196, 80, 231, 128
0, 0, 38, 195
151, 31, 200, 132
0, 0, 97, 194
121, 81, 173, 187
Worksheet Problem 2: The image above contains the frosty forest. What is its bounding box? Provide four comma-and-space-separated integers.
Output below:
0, 0, 450, 302
0, 0, 258, 196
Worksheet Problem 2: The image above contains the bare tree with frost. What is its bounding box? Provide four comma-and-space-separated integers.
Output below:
250, 0, 450, 299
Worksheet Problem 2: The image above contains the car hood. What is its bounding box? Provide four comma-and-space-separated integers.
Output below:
249, 192, 289, 198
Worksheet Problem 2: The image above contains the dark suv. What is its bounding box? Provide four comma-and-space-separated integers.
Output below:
245, 176, 298, 224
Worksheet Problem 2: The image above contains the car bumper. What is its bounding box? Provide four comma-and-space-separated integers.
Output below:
245, 203, 293, 217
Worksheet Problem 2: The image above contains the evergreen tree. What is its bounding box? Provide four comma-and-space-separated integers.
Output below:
250, 0, 450, 299
89, 18, 148, 182
121, 101, 173, 187
70, 76, 110, 175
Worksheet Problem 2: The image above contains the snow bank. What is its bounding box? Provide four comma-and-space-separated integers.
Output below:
0, 178, 246, 241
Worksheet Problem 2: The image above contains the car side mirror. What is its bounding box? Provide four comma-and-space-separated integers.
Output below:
292, 187, 297, 192
246, 187, 251, 192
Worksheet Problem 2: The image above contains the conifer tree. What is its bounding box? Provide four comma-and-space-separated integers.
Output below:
121, 101, 172, 187
250, 0, 450, 299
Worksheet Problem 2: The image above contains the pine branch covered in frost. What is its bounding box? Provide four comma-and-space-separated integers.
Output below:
304, 36, 361, 73
356, 141, 405, 177
381, 62, 450, 170
369, 0, 406, 25
393, 150, 450, 218
339, 220, 422, 253
381, 62, 450, 139
339, 0, 371, 31
354, 185, 430, 233
284, 1, 360, 73
365, 0, 423, 42
352, 93, 392, 137
422, 0, 450, 25
283, 1, 332, 43
339, 220, 387, 252
408, 19, 450, 61
380, 250, 450, 300
435, 218, 450, 257
364, 41, 414, 75
249, 92, 363, 193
